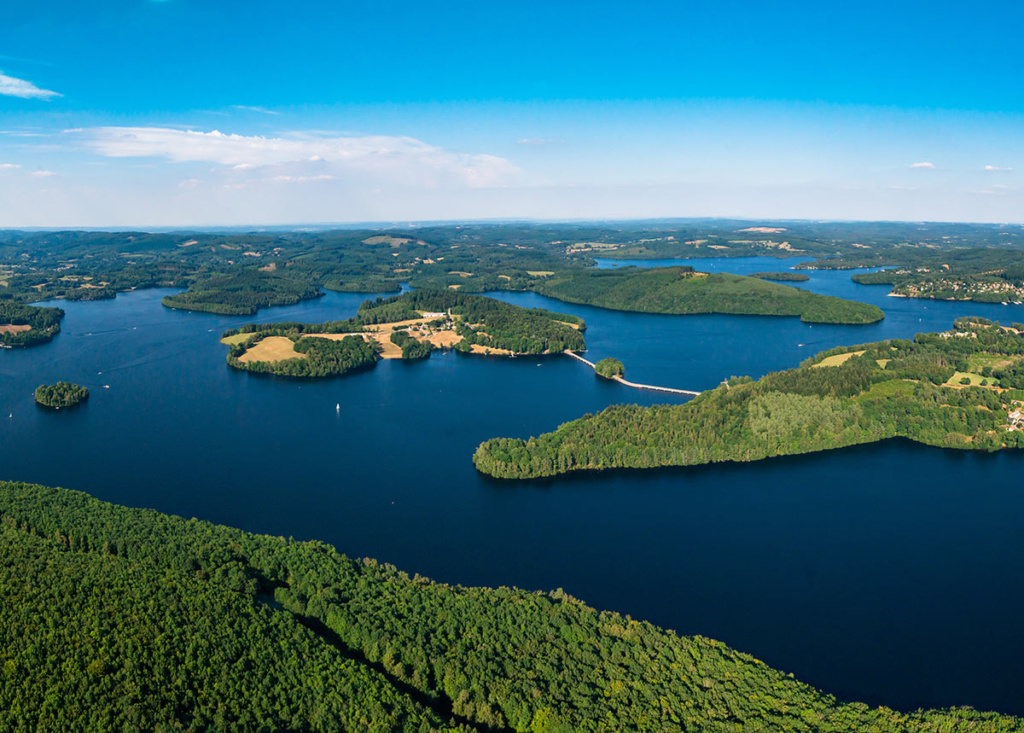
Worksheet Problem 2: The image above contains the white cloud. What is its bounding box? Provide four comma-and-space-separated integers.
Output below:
0, 163, 21, 170
984, 165, 1013, 172
909, 162, 935, 169
231, 105, 280, 116
30, 170, 55, 177
0, 72, 61, 100
78, 127, 520, 188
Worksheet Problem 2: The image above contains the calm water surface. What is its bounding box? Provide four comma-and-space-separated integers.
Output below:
2, 263, 1024, 715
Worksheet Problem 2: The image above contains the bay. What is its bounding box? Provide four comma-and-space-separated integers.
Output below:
2, 264, 1024, 715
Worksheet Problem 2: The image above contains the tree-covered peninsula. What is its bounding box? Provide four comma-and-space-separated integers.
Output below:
474, 318, 1024, 479
223, 289, 586, 377
0, 301, 64, 347
0, 479, 1019, 732
533, 267, 884, 324
34, 382, 89, 408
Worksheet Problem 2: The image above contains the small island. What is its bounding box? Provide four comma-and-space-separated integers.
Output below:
534, 266, 884, 324
594, 357, 625, 379
223, 289, 586, 378
34, 382, 89, 409
474, 318, 1024, 479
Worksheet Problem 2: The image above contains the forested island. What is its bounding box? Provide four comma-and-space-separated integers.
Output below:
594, 357, 625, 379
0, 479, 1019, 732
223, 289, 586, 377
534, 267, 884, 324
0, 301, 64, 347
34, 382, 89, 408
474, 318, 1024, 479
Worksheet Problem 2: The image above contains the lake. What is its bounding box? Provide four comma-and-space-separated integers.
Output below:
2, 260, 1024, 715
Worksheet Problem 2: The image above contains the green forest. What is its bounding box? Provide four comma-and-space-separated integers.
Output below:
0, 301, 64, 347
533, 267, 885, 324
34, 382, 89, 408
748, 271, 810, 282
0, 479, 1019, 732
474, 319, 1024, 479
594, 357, 625, 379
161, 271, 324, 315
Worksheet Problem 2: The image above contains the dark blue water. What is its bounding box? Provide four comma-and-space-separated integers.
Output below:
2, 266, 1024, 716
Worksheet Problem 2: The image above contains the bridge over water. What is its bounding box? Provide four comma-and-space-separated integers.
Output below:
563, 351, 702, 397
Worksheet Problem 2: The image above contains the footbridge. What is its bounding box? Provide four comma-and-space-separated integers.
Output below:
564, 351, 702, 397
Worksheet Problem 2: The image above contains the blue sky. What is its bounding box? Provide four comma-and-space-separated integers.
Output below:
1, 0, 1022, 226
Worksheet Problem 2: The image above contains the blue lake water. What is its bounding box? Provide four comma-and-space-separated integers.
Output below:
3, 262, 1024, 715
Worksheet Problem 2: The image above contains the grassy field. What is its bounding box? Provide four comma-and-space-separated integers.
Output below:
945, 370, 988, 387
220, 332, 255, 346
812, 350, 865, 367
967, 352, 1015, 371
238, 336, 305, 363
0, 324, 31, 334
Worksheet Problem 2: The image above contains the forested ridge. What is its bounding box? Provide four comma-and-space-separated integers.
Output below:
0, 480, 1019, 732
474, 319, 1024, 479
533, 267, 884, 324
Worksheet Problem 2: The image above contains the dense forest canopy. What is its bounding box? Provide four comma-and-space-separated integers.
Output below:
474, 320, 1024, 479
0, 480, 1019, 732
594, 357, 625, 379
748, 271, 810, 282
533, 267, 885, 324
34, 382, 89, 408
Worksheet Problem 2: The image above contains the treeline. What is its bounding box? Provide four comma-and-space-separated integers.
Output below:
474, 321, 1024, 479
534, 268, 884, 324
228, 335, 379, 378
162, 272, 323, 315
748, 271, 810, 282
0, 480, 1020, 732
34, 382, 89, 408
0, 300, 64, 347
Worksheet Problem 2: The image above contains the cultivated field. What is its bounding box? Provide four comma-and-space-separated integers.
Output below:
0, 324, 31, 335
238, 336, 305, 363
812, 350, 865, 367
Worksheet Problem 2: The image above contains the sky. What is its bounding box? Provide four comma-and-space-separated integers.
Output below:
1, 0, 1023, 227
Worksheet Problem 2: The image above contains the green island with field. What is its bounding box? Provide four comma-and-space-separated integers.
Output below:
533, 267, 884, 324
34, 382, 89, 409
0, 478, 1020, 732
473, 318, 1024, 479
222, 289, 586, 378
0, 301, 64, 348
